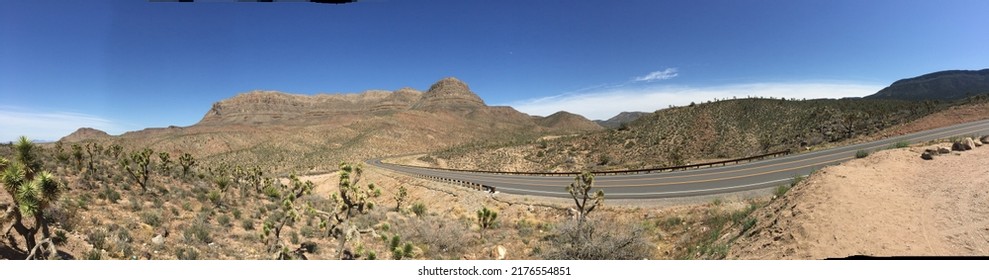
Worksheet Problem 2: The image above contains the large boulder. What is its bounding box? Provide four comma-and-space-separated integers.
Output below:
965, 137, 977, 149
981, 135, 989, 144
952, 139, 974, 151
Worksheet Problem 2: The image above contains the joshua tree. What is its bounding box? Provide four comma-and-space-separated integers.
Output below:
108, 144, 123, 160
84, 143, 97, 172
336, 162, 378, 218
394, 185, 407, 211
120, 148, 154, 192
476, 206, 498, 237
178, 153, 195, 177
158, 152, 172, 174
1, 136, 63, 259
567, 171, 604, 226
259, 173, 315, 260
70, 144, 83, 171
315, 162, 380, 259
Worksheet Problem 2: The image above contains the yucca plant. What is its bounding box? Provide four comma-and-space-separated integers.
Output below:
1, 136, 63, 259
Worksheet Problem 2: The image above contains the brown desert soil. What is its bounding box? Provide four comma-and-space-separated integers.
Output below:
729, 141, 989, 259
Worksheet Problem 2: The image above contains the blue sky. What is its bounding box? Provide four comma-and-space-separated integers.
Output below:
2, 0, 988, 141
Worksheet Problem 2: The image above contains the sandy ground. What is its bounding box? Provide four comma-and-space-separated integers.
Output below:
729, 141, 989, 259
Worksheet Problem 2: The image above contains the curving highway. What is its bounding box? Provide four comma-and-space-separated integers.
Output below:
369, 119, 989, 199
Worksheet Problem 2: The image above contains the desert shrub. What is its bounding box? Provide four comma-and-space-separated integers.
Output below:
411, 202, 427, 217
183, 219, 213, 244
175, 247, 200, 260
855, 150, 869, 158
232, 208, 242, 220
241, 220, 255, 231
128, 196, 142, 212
394, 215, 471, 260
541, 219, 653, 260
141, 210, 163, 227
87, 228, 109, 250
52, 230, 68, 246
660, 216, 683, 230
85, 249, 103, 260
217, 214, 231, 228
99, 186, 121, 203
516, 219, 536, 237
774, 184, 791, 198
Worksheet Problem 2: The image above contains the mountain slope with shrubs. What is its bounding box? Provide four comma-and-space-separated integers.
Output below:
426, 96, 988, 172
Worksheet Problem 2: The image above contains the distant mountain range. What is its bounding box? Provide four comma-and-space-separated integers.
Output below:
865, 69, 989, 101
61, 78, 604, 173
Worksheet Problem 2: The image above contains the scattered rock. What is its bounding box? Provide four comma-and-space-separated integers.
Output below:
151, 234, 165, 246
975, 138, 984, 147
965, 137, 977, 150
938, 147, 951, 154
493, 245, 507, 260
921, 152, 934, 160
981, 135, 989, 144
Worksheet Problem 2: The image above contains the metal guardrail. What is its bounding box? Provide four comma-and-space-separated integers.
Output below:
375, 150, 791, 177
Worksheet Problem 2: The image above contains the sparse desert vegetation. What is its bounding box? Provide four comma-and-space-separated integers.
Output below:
418, 96, 989, 173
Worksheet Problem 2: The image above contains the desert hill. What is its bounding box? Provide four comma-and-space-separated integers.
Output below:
866, 68, 989, 101
59, 127, 110, 142
594, 111, 648, 129
74, 77, 602, 174
535, 111, 604, 132
426, 97, 952, 172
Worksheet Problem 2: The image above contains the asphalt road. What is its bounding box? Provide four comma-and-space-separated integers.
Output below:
369, 119, 989, 199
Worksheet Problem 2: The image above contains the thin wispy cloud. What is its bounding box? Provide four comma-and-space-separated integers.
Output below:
634, 68, 679, 82
506, 82, 883, 121
0, 107, 126, 142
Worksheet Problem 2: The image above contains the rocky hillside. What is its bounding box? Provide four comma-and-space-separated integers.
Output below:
535, 111, 604, 132
71, 77, 602, 174
60, 127, 110, 142
866, 68, 989, 101
427, 97, 964, 172
594, 111, 648, 129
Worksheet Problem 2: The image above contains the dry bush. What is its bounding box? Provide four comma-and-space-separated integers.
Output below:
540, 218, 653, 260
394, 215, 473, 260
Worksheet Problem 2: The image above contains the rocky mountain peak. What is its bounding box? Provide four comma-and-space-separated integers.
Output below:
412, 77, 486, 110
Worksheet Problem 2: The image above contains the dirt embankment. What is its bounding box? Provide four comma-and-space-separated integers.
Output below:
729, 141, 989, 259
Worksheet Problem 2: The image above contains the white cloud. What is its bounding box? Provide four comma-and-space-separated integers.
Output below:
634, 68, 679, 82
0, 107, 126, 142
505, 82, 883, 121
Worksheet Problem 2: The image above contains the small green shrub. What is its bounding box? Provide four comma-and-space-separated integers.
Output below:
183, 220, 213, 244
85, 249, 103, 260
217, 214, 231, 228
141, 211, 162, 227
87, 228, 109, 250
175, 247, 200, 260
241, 220, 255, 231
855, 150, 869, 158
411, 202, 427, 217
774, 185, 791, 198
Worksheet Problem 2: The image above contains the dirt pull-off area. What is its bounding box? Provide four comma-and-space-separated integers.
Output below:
729, 141, 989, 259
